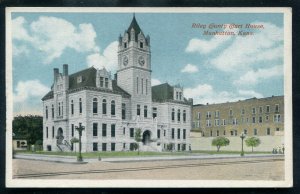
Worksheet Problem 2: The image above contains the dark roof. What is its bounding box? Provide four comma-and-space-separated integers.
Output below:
42, 67, 131, 100
126, 15, 149, 45
42, 90, 53, 101
152, 83, 174, 102
69, 67, 97, 89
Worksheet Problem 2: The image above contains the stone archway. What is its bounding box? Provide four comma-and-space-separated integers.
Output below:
142, 130, 151, 145
56, 128, 64, 145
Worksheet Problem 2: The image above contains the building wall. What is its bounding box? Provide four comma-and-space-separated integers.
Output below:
192, 96, 284, 138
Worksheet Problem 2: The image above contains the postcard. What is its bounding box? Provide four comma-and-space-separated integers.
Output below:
6, 7, 292, 188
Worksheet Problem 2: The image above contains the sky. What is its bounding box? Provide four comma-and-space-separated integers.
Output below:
10, 12, 284, 116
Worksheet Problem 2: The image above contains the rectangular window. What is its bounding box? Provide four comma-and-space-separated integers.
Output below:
252, 107, 256, 114
71, 124, 74, 137
93, 123, 98, 137
266, 105, 270, 113
254, 128, 257, 135
183, 129, 186, 139
52, 126, 54, 138
122, 103, 126, 120
267, 128, 271, 135
229, 109, 233, 116
215, 119, 219, 126
276, 128, 280, 131
137, 104, 140, 116
216, 130, 219, 136
102, 124, 107, 137
230, 131, 234, 136
93, 143, 98, 151
241, 108, 245, 115
232, 118, 237, 125
52, 105, 54, 118
130, 128, 134, 138
234, 130, 238, 136
177, 128, 180, 139
275, 104, 280, 113
146, 79, 148, 95
123, 127, 126, 135
152, 107, 157, 118
136, 77, 139, 93
141, 78, 143, 94
164, 130, 166, 137
197, 112, 201, 120
252, 117, 256, 123
157, 129, 161, 139
243, 129, 247, 135
111, 124, 115, 137
274, 114, 281, 123
111, 143, 115, 151
130, 143, 134, 151
144, 105, 148, 118
210, 131, 213, 137
177, 144, 181, 151
100, 77, 104, 87
266, 115, 269, 121
259, 116, 263, 123
123, 143, 126, 149
140, 42, 143, 48
206, 120, 211, 127
172, 128, 175, 139
215, 110, 219, 118
102, 143, 107, 151
206, 111, 211, 118
259, 106, 263, 114
222, 119, 226, 126
46, 127, 48, 138
223, 130, 226, 136
124, 43, 127, 48
105, 78, 109, 88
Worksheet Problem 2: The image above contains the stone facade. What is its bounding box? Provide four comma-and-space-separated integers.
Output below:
42, 16, 192, 153
192, 96, 284, 144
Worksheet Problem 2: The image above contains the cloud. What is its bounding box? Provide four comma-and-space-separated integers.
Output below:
13, 44, 29, 56
86, 41, 118, 71
185, 28, 235, 54
184, 84, 263, 104
12, 16, 99, 64
181, 64, 199, 73
14, 80, 49, 103
233, 65, 283, 86
210, 22, 283, 72
151, 78, 162, 86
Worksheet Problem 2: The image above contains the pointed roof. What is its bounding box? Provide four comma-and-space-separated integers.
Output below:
127, 15, 143, 42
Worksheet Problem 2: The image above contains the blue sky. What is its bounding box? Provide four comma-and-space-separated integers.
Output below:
11, 12, 284, 115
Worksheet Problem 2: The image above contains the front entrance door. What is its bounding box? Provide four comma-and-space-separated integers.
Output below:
56, 128, 64, 144
142, 130, 151, 145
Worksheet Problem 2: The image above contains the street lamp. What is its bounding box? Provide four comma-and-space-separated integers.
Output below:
75, 123, 85, 162
240, 132, 246, 156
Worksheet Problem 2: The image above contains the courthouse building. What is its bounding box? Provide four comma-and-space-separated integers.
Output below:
191, 96, 284, 151
42, 16, 192, 152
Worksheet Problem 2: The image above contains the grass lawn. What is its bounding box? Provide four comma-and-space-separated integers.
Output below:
15, 150, 271, 158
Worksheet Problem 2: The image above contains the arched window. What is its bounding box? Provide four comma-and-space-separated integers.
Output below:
102, 99, 107, 114
177, 109, 181, 122
93, 98, 98, 114
111, 100, 115, 116
71, 100, 74, 115
171, 108, 175, 121
51, 104, 54, 118
183, 110, 186, 122
46, 106, 48, 119
58, 103, 61, 116
79, 98, 82, 114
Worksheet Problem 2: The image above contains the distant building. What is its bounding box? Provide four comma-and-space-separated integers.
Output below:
13, 133, 28, 151
191, 96, 284, 151
42, 16, 192, 152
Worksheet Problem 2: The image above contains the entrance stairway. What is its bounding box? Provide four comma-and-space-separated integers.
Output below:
140, 143, 161, 152
57, 140, 72, 152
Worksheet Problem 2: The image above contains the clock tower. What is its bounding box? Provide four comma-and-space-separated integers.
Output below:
117, 15, 152, 119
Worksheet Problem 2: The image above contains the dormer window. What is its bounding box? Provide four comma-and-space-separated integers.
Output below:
140, 42, 143, 48
77, 76, 82, 83
105, 78, 109, 88
100, 77, 104, 87
124, 43, 127, 48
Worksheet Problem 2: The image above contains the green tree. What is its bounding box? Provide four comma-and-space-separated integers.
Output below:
134, 128, 142, 155
245, 137, 261, 152
70, 137, 79, 153
212, 137, 230, 152
12, 115, 43, 145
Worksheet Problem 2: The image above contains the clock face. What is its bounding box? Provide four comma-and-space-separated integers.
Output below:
123, 56, 128, 66
138, 56, 145, 66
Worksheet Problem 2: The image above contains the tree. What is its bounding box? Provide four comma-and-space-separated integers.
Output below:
245, 137, 261, 152
13, 115, 43, 145
134, 128, 142, 155
212, 137, 230, 152
70, 137, 79, 153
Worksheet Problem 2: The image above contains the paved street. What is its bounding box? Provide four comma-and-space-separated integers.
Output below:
13, 156, 284, 180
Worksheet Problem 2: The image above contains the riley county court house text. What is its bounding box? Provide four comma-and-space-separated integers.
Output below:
42, 16, 284, 153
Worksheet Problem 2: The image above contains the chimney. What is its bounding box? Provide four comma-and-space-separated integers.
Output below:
54, 68, 59, 81
63, 64, 68, 76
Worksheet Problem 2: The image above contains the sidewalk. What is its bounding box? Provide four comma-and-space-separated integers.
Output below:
14, 153, 284, 164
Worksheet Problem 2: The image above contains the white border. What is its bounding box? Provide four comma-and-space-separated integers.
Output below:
5, 7, 293, 188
